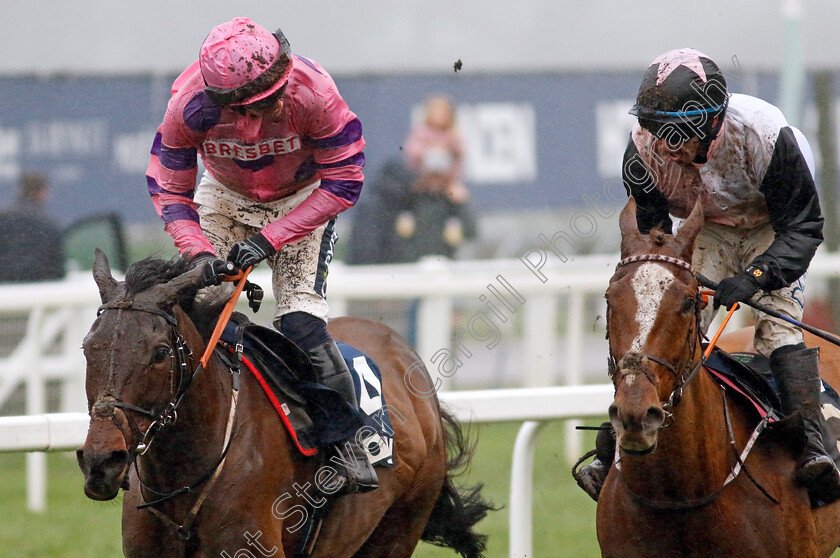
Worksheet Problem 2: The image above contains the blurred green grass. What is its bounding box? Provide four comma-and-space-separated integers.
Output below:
0, 453, 123, 557
0, 420, 602, 557
416, 420, 601, 557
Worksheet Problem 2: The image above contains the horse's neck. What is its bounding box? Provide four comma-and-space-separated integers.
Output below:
138, 357, 233, 487
621, 370, 731, 498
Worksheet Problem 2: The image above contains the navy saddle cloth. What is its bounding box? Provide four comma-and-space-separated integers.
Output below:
218, 314, 395, 466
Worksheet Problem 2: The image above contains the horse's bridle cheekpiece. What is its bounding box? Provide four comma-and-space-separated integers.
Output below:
610, 253, 704, 414
95, 300, 193, 454
94, 298, 240, 540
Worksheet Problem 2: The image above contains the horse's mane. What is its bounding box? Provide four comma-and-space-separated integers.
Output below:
124, 256, 191, 297
123, 255, 225, 337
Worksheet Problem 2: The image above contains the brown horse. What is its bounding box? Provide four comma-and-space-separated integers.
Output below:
76, 250, 491, 557
596, 198, 840, 557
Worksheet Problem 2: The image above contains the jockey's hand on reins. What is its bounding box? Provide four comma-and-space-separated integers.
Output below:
713, 272, 761, 310
194, 253, 238, 287
697, 272, 840, 348
244, 282, 264, 313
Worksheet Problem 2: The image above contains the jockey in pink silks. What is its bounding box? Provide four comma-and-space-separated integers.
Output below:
146, 17, 376, 495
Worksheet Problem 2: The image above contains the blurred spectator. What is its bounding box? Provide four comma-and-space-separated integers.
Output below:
0, 172, 66, 283
400, 94, 476, 260
346, 157, 418, 264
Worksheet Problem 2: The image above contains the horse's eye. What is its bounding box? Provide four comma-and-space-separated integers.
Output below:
152, 347, 170, 364
682, 298, 695, 313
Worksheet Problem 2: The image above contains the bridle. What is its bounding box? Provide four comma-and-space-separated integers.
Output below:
91, 298, 239, 540
93, 299, 200, 455
607, 253, 705, 417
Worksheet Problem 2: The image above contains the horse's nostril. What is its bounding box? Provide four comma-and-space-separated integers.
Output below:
75, 448, 88, 474
608, 404, 619, 424
644, 406, 666, 430
81, 449, 129, 476
100, 450, 129, 472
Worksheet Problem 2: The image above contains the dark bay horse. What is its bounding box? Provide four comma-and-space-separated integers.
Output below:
596, 198, 840, 557
76, 250, 491, 557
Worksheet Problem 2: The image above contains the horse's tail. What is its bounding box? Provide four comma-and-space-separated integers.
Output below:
421, 405, 495, 558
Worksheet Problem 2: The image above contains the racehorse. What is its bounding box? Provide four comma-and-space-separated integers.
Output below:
596, 197, 840, 557
76, 250, 491, 557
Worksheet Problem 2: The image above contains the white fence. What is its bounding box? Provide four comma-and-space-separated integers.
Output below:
0, 253, 623, 412
0, 253, 625, 455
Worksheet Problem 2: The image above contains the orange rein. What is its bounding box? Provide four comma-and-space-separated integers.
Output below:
199, 267, 253, 369
701, 289, 739, 360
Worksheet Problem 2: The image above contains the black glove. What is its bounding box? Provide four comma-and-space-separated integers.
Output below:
192, 252, 237, 287
227, 233, 276, 270
244, 281, 264, 313
714, 272, 761, 310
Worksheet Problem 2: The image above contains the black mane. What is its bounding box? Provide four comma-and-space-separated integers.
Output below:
123, 255, 225, 337
124, 256, 191, 297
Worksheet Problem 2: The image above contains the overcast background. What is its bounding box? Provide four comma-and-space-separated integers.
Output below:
4, 1, 838, 74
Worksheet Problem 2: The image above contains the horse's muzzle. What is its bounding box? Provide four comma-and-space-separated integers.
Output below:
609, 369, 667, 454
76, 419, 130, 500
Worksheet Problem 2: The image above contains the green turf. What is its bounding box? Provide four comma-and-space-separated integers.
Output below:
0, 421, 602, 557
0, 453, 123, 557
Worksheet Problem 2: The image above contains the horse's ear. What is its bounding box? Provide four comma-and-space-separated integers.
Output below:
619, 197, 644, 257
674, 197, 704, 260
92, 248, 122, 303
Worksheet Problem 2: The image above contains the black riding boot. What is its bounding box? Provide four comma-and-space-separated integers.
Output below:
574, 422, 615, 501
771, 343, 840, 503
308, 340, 379, 496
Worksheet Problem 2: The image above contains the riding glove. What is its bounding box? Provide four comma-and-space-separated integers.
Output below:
714, 271, 761, 310
227, 233, 277, 270
192, 252, 237, 287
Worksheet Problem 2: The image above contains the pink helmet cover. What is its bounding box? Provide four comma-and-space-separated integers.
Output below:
199, 17, 293, 105
650, 48, 711, 86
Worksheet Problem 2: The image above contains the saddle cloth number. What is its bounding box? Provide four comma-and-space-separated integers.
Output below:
351, 355, 394, 466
